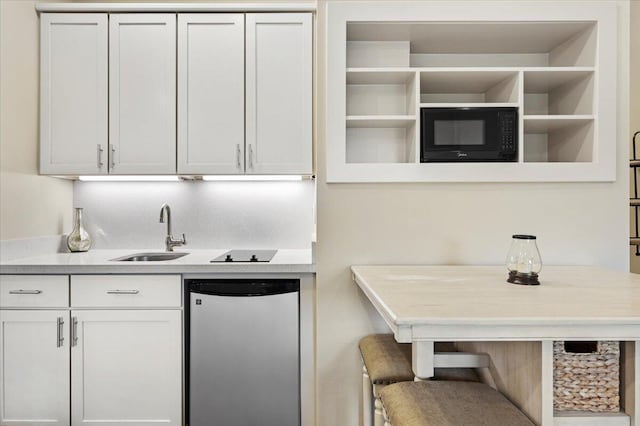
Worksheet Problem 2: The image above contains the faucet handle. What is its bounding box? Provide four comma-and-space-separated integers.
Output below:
181, 233, 187, 245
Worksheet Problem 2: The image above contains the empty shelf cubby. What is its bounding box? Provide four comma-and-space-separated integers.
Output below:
346, 71, 417, 116
524, 70, 594, 116
347, 21, 597, 68
419, 70, 519, 105
346, 124, 417, 164
523, 118, 594, 163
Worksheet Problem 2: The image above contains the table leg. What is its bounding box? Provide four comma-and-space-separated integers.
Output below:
412, 341, 435, 379
624, 340, 639, 426
541, 340, 554, 426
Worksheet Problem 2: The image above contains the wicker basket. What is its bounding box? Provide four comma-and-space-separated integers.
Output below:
553, 341, 620, 412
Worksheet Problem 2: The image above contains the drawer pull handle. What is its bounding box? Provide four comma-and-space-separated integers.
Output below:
107, 289, 140, 295
72, 316, 78, 347
9, 289, 42, 295
57, 317, 64, 348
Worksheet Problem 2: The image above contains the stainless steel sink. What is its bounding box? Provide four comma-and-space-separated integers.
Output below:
111, 252, 189, 262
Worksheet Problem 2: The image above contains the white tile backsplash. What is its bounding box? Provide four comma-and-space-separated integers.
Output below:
73, 180, 315, 250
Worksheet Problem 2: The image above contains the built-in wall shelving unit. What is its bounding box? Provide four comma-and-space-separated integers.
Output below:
327, 2, 617, 182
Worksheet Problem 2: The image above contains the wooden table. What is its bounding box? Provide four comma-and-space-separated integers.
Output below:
352, 265, 640, 426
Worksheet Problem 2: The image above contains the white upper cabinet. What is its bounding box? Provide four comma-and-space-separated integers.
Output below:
109, 14, 176, 174
177, 14, 245, 174
0, 310, 71, 425
39, 10, 313, 177
246, 13, 313, 175
40, 13, 108, 175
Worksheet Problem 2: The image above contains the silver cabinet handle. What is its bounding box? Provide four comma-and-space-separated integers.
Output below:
106, 289, 140, 295
57, 317, 64, 348
97, 144, 104, 168
9, 289, 42, 295
249, 144, 254, 169
72, 316, 78, 347
110, 145, 116, 169
236, 144, 242, 169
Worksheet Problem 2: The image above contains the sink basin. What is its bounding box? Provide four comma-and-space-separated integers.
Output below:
111, 252, 189, 262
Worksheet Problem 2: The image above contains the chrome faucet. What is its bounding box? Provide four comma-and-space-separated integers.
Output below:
159, 203, 186, 252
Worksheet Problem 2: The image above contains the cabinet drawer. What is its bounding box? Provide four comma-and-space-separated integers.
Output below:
0, 275, 69, 307
71, 275, 181, 308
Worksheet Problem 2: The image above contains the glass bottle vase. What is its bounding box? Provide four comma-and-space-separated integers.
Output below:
66, 207, 92, 252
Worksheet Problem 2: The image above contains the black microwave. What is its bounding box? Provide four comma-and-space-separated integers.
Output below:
420, 107, 517, 162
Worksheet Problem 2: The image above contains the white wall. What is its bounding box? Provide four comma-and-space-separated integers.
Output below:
0, 0, 73, 241
74, 180, 315, 249
315, 1, 630, 425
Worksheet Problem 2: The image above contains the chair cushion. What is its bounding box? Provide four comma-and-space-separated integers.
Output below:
359, 334, 413, 384
379, 381, 535, 426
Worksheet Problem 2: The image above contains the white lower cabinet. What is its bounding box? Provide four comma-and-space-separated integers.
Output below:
0, 275, 182, 426
0, 310, 71, 425
71, 309, 182, 425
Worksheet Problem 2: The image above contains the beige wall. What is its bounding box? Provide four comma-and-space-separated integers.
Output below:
630, 0, 640, 273
0, 0, 73, 241
315, 1, 630, 425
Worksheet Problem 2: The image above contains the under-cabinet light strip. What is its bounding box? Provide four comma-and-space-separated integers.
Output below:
78, 175, 305, 182
202, 175, 303, 181
78, 176, 180, 182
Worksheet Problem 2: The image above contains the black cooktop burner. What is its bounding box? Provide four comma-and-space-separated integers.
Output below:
210, 250, 277, 263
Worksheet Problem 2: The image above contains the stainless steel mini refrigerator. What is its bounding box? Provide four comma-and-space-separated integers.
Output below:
185, 278, 300, 426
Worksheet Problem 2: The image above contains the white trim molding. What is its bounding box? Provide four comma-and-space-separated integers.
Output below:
35, 3, 317, 13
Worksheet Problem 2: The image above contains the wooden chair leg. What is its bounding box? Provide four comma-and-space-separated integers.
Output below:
362, 365, 373, 426
374, 396, 385, 426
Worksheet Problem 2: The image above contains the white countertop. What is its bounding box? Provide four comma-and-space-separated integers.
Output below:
0, 249, 314, 274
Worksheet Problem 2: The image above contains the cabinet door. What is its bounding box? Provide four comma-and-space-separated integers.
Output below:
246, 13, 313, 174
0, 310, 70, 425
177, 14, 245, 174
109, 14, 176, 174
40, 13, 108, 175
71, 310, 181, 425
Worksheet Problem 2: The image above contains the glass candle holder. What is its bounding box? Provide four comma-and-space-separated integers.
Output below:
506, 234, 542, 285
